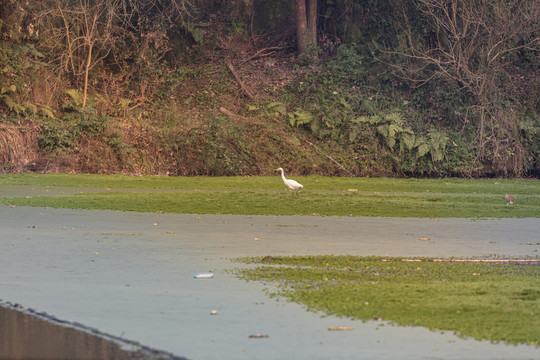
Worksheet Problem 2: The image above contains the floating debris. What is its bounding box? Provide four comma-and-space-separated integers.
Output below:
249, 334, 269, 338
419, 238, 430, 241
193, 273, 214, 279
328, 326, 354, 331
210, 310, 218, 315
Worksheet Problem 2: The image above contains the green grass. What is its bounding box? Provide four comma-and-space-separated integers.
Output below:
1, 173, 539, 217
234, 256, 540, 346
1, 173, 539, 193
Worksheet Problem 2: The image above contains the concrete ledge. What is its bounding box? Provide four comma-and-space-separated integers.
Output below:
0, 301, 186, 360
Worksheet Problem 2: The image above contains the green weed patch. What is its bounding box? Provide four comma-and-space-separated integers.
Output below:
234, 256, 540, 345
2, 190, 539, 218
1, 174, 538, 217
1, 173, 539, 194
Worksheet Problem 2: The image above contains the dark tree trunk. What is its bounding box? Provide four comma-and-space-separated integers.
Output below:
295, 0, 317, 59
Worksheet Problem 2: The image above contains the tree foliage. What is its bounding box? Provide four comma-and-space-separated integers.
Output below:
0, 0, 538, 177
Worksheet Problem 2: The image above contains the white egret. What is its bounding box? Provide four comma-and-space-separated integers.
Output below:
275, 167, 303, 195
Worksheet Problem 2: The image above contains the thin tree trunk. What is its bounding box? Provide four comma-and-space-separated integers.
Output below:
307, 0, 317, 49
83, 41, 92, 109
295, 0, 308, 55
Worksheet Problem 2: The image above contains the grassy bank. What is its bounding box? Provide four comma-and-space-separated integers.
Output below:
0, 174, 539, 217
2, 173, 540, 193
234, 256, 540, 346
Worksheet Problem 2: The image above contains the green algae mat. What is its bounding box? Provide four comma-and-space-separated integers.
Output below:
234, 256, 540, 346
1, 173, 539, 217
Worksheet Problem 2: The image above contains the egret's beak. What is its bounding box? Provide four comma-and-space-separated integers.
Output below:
274, 168, 279, 171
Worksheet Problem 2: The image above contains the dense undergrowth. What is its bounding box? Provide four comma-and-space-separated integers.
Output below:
1, 1, 538, 178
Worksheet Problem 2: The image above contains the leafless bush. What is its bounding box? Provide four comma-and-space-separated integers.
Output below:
31, 0, 196, 108
0, 122, 40, 171
383, 0, 540, 175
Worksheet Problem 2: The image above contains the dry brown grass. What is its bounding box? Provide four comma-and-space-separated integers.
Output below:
0, 120, 40, 172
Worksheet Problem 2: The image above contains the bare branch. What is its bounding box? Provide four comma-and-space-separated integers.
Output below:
380, 0, 539, 174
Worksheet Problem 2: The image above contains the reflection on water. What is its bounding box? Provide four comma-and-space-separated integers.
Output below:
0, 302, 186, 360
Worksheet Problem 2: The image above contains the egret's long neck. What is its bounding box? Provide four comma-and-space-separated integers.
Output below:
280, 170, 287, 182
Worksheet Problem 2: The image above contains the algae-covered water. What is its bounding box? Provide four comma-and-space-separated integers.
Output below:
235, 256, 540, 346
1, 200, 540, 359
